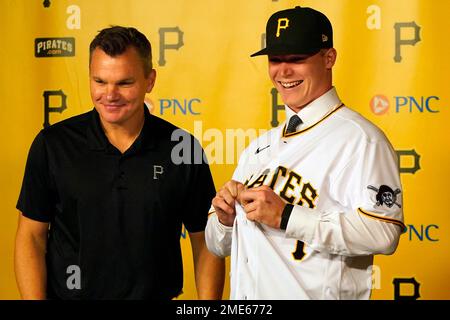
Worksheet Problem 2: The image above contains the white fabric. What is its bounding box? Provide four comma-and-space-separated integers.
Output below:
205, 87, 404, 300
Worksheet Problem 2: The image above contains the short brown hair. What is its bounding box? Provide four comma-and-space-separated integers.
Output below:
89, 26, 153, 76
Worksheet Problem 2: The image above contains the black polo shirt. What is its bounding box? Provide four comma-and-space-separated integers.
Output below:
17, 106, 216, 299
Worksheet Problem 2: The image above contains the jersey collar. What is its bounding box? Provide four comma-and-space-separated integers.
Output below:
283, 87, 343, 137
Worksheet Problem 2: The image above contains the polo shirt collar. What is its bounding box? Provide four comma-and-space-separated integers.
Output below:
87, 105, 156, 152
284, 87, 342, 129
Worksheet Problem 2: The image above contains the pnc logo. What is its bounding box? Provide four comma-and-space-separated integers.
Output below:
370, 94, 440, 114
370, 95, 390, 115
159, 98, 201, 115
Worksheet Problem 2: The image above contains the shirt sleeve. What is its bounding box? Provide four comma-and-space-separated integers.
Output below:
16, 130, 56, 222
285, 138, 405, 256
181, 138, 216, 233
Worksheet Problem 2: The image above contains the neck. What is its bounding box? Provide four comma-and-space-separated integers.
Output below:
100, 109, 145, 154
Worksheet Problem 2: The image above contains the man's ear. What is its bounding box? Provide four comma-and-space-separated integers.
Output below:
146, 69, 157, 93
324, 48, 337, 69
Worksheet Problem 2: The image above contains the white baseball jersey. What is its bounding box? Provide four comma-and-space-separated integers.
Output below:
205, 87, 404, 300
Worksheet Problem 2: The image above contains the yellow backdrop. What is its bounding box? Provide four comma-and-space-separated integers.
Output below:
1, 0, 448, 300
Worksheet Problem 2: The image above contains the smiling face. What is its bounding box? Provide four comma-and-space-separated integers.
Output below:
268, 48, 336, 112
89, 46, 156, 129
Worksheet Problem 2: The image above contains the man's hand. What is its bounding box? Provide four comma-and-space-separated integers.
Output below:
238, 185, 286, 229
212, 180, 245, 227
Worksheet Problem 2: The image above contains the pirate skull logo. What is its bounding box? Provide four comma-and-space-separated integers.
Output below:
367, 185, 401, 208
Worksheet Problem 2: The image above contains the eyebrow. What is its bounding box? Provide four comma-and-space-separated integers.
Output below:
92, 76, 135, 84
117, 78, 135, 84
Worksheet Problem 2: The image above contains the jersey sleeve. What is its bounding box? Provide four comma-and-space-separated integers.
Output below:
285, 138, 404, 256
205, 212, 233, 257
16, 130, 56, 222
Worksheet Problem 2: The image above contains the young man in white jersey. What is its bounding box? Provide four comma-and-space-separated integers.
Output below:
205, 6, 405, 299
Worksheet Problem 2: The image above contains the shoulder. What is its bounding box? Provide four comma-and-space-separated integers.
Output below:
333, 106, 390, 144
40, 110, 92, 141
148, 113, 183, 135
27, 111, 93, 154
149, 114, 201, 145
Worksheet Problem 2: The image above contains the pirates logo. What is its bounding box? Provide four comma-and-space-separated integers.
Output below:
367, 185, 401, 208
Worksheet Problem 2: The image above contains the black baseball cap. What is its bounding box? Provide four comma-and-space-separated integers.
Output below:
251, 6, 333, 57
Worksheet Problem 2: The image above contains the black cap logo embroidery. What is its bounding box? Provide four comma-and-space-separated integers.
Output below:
367, 185, 401, 208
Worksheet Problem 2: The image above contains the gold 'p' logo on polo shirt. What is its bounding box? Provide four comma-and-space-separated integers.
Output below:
276, 18, 289, 37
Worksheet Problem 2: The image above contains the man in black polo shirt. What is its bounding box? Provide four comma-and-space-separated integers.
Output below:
15, 26, 224, 299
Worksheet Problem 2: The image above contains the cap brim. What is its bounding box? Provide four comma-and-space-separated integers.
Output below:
250, 48, 269, 57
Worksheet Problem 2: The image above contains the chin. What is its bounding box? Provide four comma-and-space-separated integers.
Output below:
98, 111, 126, 125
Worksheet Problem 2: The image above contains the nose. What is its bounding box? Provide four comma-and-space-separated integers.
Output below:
279, 62, 293, 77
106, 84, 119, 101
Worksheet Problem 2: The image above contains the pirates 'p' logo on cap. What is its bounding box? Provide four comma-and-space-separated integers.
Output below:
276, 18, 290, 37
